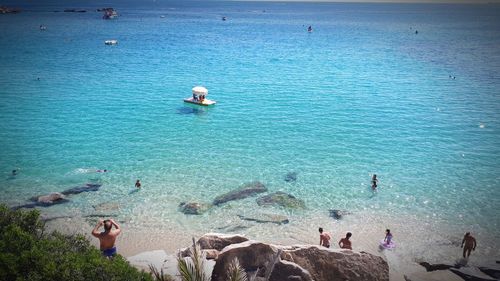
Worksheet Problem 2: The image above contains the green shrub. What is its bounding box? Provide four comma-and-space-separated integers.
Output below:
0, 205, 153, 281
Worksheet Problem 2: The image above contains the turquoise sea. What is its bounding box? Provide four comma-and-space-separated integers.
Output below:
1, 0, 499, 270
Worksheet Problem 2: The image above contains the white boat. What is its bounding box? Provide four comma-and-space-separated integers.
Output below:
184, 86, 216, 106
104, 40, 118, 45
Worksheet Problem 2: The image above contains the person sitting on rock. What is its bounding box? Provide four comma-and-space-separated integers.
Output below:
338, 232, 352, 250
319, 227, 331, 248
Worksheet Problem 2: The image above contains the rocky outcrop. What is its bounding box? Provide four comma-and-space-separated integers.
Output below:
256, 192, 305, 209
178, 202, 212, 215
284, 172, 298, 182
201, 234, 389, 281
180, 233, 249, 258
62, 183, 101, 195
213, 181, 267, 205
238, 213, 289, 225
479, 267, 500, 279
280, 245, 389, 281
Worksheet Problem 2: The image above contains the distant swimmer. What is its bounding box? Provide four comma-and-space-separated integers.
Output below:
96, 169, 108, 173
319, 227, 331, 248
415, 30, 418, 34
461, 232, 477, 258
135, 179, 141, 189
338, 232, 353, 250
12, 169, 18, 176
308, 25, 313, 32
371, 174, 378, 191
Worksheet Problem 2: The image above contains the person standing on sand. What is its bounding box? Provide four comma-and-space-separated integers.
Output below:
461, 232, 477, 258
92, 219, 121, 258
319, 227, 331, 248
338, 232, 352, 250
135, 179, 141, 189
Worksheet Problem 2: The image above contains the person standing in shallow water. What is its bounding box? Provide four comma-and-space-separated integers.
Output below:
371, 174, 378, 191
384, 229, 393, 245
135, 179, 141, 189
338, 232, 352, 250
461, 232, 477, 258
319, 227, 331, 248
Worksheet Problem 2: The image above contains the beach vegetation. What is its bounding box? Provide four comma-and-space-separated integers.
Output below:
226, 258, 248, 281
177, 239, 211, 281
0, 204, 153, 281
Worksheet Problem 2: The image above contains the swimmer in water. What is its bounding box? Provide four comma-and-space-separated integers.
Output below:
308, 25, 313, 32
371, 174, 378, 191
135, 180, 141, 189
12, 169, 18, 176
96, 169, 108, 173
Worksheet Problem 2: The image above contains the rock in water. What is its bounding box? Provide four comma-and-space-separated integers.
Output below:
178, 202, 212, 215
285, 172, 298, 182
257, 191, 305, 209
62, 183, 102, 195
13, 192, 70, 209
238, 213, 289, 225
329, 209, 350, 220
93, 202, 120, 212
213, 181, 267, 205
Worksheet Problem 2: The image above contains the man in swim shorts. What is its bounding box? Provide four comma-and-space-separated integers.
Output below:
319, 227, 331, 248
461, 232, 477, 258
338, 232, 352, 250
92, 218, 121, 258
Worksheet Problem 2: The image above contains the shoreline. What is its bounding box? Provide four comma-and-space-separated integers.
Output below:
44, 208, 500, 280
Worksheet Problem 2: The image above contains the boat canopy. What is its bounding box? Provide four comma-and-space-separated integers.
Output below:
192, 86, 208, 96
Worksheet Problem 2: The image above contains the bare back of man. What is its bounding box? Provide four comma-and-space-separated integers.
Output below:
92, 219, 121, 257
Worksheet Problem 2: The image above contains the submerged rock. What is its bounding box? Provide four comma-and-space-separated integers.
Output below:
93, 202, 120, 212
238, 213, 289, 225
418, 262, 454, 272
13, 192, 69, 210
285, 172, 298, 182
256, 191, 305, 209
178, 202, 212, 215
329, 209, 350, 220
213, 181, 267, 205
61, 183, 102, 195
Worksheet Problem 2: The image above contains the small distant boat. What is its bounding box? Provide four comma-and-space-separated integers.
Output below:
160, 15, 166, 18
39, 24, 47, 31
104, 40, 118, 45
184, 86, 216, 106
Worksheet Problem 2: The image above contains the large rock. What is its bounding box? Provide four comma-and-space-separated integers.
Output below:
479, 267, 500, 279
178, 202, 212, 215
213, 181, 267, 205
269, 260, 313, 281
211, 241, 280, 281
35, 192, 66, 204
209, 237, 388, 281
257, 192, 305, 209
281, 245, 389, 281
62, 183, 102, 195
238, 213, 289, 225
180, 233, 249, 258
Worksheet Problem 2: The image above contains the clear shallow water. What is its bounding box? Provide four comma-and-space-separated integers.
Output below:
1, 1, 500, 268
